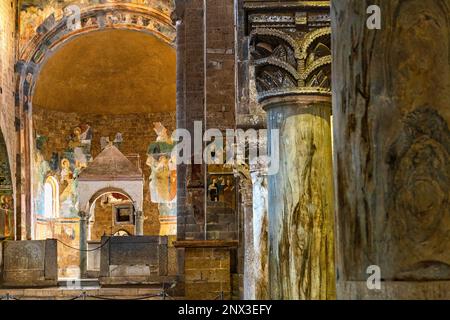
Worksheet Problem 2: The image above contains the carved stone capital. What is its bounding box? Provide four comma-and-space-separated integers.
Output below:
78, 211, 91, 220
246, 4, 331, 102
135, 210, 144, 218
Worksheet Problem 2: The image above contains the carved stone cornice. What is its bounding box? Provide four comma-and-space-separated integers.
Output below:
244, 1, 330, 10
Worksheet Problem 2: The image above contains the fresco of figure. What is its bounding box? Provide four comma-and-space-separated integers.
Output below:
100, 136, 111, 150
113, 132, 123, 149
146, 123, 177, 216
68, 125, 92, 168
0, 195, 13, 238
59, 158, 78, 218
34, 149, 51, 217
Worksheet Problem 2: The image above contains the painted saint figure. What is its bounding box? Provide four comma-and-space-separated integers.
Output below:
146, 123, 177, 216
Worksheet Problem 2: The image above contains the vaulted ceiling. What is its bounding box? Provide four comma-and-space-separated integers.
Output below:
33, 29, 176, 114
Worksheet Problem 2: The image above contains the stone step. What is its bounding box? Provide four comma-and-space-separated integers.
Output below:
0, 285, 174, 300
58, 278, 100, 288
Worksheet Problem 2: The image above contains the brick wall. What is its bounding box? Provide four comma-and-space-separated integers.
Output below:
205, 0, 235, 131
184, 247, 231, 299
177, 0, 237, 242
90, 199, 135, 240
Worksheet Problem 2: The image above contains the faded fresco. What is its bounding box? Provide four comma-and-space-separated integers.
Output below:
33, 123, 94, 220
0, 133, 13, 239
207, 174, 236, 208
20, 0, 175, 53
146, 122, 176, 217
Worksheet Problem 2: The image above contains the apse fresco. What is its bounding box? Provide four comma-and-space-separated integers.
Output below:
19, 0, 175, 52
33, 124, 94, 220
146, 122, 177, 217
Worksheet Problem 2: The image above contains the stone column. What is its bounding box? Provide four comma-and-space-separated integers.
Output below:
240, 173, 255, 300
135, 211, 144, 236
78, 211, 90, 279
250, 169, 269, 300
332, 0, 450, 299
246, 2, 334, 299
260, 94, 335, 300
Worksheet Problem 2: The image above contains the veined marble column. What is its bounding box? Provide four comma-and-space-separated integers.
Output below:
333, 0, 450, 299
250, 169, 269, 300
249, 12, 334, 298
261, 94, 335, 300
78, 211, 90, 279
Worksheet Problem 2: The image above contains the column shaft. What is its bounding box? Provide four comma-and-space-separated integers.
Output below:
263, 94, 335, 300
78, 211, 88, 279
333, 0, 450, 299
135, 211, 144, 236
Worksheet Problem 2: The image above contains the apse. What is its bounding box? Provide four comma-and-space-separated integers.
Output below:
30, 29, 177, 277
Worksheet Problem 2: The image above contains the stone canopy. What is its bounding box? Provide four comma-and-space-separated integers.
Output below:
78, 145, 143, 182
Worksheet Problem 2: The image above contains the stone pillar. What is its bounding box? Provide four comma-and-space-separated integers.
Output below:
174, 240, 237, 300
240, 174, 254, 300
332, 0, 450, 299
135, 211, 144, 236
78, 211, 90, 279
260, 94, 335, 300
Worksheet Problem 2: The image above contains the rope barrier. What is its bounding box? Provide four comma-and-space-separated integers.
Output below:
55, 236, 112, 252
0, 283, 177, 301
0, 293, 20, 300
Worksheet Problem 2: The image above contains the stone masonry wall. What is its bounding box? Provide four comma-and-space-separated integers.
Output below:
177, 0, 237, 241
0, 0, 17, 209
184, 247, 231, 300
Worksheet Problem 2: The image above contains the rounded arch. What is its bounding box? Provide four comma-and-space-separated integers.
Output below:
86, 187, 135, 240
16, 3, 174, 230
43, 175, 59, 219
87, 187, 135, 210
18, 3, 176, 113
20, 3, 175, 63
250, 28, 301, 60
299, 27, 331, 60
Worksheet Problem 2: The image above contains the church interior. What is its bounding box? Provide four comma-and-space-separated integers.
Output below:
0, 0, 449, 300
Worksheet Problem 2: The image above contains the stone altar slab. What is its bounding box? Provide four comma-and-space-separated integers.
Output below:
99, 236, 177, 286
1, 240, 57, 287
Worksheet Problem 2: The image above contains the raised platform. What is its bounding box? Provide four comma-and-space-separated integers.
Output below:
0, 283, 181, 300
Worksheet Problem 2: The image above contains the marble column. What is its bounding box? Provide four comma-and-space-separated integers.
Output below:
78, 211, 90, 279
332, 0, 450, 299
240, 172, 255, 300
135, 211, 144, 236
250, 169, 269, 300
261, 94, 335, 300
